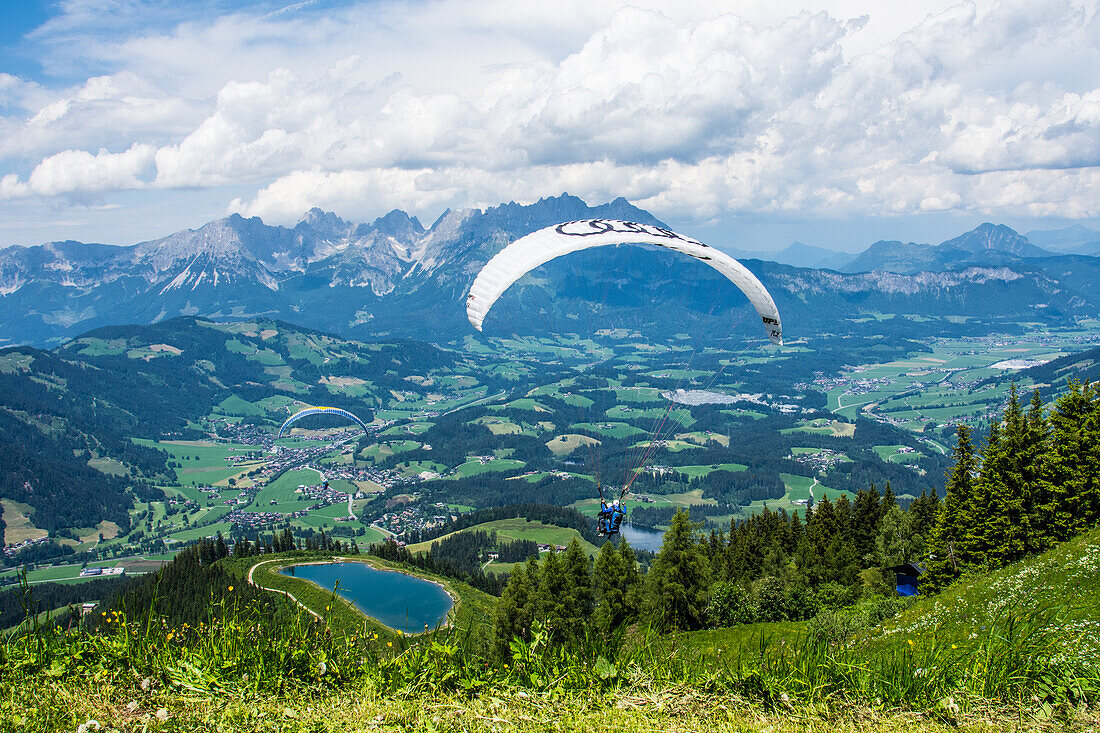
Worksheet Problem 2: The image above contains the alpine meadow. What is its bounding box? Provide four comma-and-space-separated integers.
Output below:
2, 2, 1100, 732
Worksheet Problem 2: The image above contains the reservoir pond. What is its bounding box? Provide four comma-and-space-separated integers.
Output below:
281, 562, 452, 633
618, 523, 665, 552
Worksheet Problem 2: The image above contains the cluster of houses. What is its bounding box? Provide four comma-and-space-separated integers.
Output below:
792, 448, 847, 472
227, 509, 311, 529
2, 535, 48, 558
375, 503, 453, 537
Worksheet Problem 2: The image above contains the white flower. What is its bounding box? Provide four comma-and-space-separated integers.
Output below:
77, 721, 102, 733
140, 677, 152, 691
156, 708, 169, 722
316, 661, 327, 675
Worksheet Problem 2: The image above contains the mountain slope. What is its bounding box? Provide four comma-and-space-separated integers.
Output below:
0, 317, 466, 540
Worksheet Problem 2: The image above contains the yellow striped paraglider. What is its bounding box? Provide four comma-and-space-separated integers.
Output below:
277, 406, 369, 438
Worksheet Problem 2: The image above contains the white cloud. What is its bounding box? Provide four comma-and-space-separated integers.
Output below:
2, 0, 1099, 229
20, 143, 155, 197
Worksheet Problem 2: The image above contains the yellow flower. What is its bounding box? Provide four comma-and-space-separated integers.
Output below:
167, 632, 174, 641
951, 644, 957, 649
326, 606, 330, 611
228, 585, 234, 592
907, 639, 914, 646
386, 642, 393, 648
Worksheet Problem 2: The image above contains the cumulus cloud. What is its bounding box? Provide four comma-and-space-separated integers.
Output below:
2, 0, 1099, 226
18, 143, 155, 198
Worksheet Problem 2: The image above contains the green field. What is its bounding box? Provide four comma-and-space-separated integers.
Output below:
440, 458, 526, 479
546, 433, 600, 456
405, 518, 599, 556
570, 422, 646, 439
252, 468, 323, 513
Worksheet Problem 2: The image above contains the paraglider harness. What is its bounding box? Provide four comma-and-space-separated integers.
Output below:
596, 486, 627, 537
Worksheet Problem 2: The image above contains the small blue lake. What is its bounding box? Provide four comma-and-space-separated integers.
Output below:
619, 523, 665, 552
281, 562, 452, 633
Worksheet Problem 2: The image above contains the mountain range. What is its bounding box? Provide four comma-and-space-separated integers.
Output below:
1, 194, 1098, 347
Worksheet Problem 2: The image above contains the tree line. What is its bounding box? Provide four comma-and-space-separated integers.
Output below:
923, 382, 1100, 592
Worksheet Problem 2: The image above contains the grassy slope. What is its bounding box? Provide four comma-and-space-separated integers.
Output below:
868, 525, 1100, 659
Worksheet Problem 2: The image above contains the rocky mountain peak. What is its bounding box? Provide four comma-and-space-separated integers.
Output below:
938, 223, 1050, 257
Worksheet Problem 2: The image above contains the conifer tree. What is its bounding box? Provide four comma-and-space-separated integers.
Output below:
493, 558, 537, 655
592, 541, 630, 632
851, 488, 882, 564
562, 539, 593, 630
643, 510, 710, 631
981, 386, 1032, 566
618, 538, 642, 614
533, 550, 574, 642
881, 483, 896, 513
923, 425, 975, 592
1041, 381, 1100, 542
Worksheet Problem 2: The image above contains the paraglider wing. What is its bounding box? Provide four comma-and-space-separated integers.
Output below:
466, 219, 783, 344
277, 406, 369, 438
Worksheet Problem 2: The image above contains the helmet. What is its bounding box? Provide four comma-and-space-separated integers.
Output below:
613, 499, 620, 508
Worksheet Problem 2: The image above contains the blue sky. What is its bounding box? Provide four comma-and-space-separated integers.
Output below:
1, 0, 1098, 251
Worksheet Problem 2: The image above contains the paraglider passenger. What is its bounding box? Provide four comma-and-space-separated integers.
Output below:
596, 500, 613, 536
608, 499, 625, 535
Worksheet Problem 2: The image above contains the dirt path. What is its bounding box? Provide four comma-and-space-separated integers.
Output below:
246, 559, 321, 619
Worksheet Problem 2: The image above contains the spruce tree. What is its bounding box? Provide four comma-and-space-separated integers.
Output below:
982, 386, 1031, 567
618, 538, 642, 615
1042, 381, 1100, 541
924, 425, 975, 593
642, 510, 710, 631
851, 488, 882, 565
493, 558, 537, 655
593, 541, 629, 632
533, 550, 574, 642
562, 539, 593, 630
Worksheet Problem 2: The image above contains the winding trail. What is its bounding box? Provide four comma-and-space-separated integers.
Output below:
246, 558, 321, 619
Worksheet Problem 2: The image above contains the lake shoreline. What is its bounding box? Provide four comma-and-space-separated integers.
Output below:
276, 556, 457, 634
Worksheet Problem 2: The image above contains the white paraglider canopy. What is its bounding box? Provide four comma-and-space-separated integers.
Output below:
466, 219, 783, 344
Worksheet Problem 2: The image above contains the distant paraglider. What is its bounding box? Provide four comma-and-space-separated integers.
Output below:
277, 406, 369, 439
466, 218, 783, 345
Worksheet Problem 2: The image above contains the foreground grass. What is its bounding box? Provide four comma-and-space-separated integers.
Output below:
6, 531, 1100, 731
7, 677, 1095, 732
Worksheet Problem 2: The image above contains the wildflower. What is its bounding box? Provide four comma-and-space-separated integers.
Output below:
76, 720, 102, 733
316, 661, 327, 675
140, 677, 152, 692
228, 585, 234, 592
155, 709, 169, 722
907, 639, 914, 646
951, 644, 957, 649
166, 632, 174, 641
387, 642, 393, 648
326, 605, 331, 611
